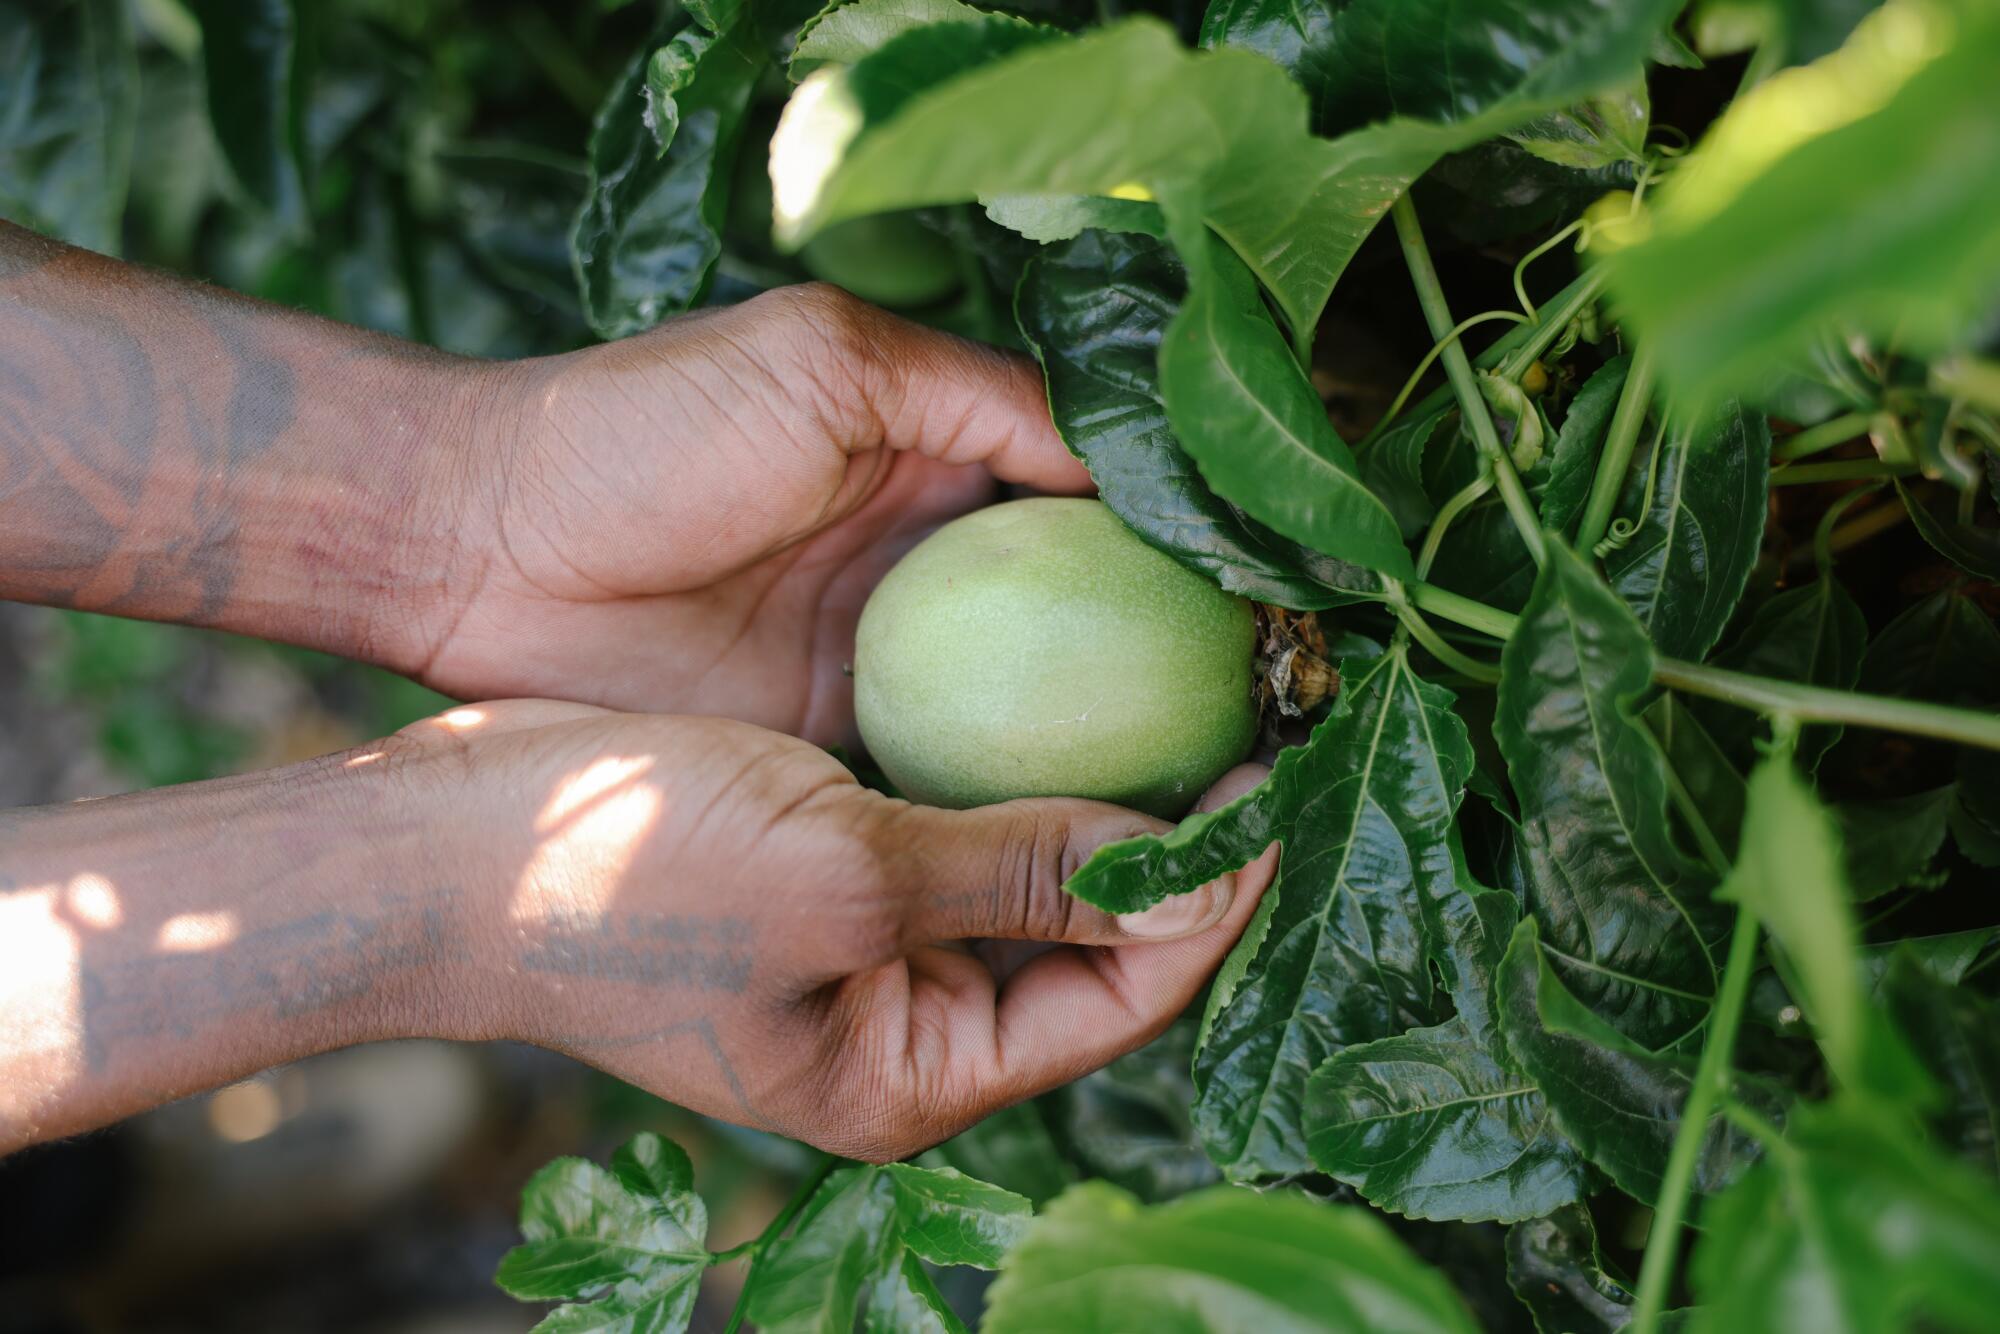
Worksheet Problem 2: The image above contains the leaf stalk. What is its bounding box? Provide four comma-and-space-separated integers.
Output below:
1574, 344, 1656, 554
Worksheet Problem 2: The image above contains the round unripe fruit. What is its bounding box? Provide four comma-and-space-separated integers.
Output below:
854, 498, 1258, 819
799, 212, 961, 309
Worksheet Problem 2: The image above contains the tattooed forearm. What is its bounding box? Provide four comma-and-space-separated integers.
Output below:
0, 220, 494, 671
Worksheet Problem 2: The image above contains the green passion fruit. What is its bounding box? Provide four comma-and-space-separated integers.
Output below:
799, 212, 962, 309
854, 498, 1258, 819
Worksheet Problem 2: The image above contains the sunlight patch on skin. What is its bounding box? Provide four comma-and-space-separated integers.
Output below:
64, 873, 123, 928
535, 755, 657, 832
0, 886, 81, 1124
510, 757, 666, 925
344, 749, 385, 768
156, 910, 240, 953
440, 707, 487, 730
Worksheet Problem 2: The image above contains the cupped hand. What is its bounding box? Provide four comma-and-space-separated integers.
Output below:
421, 286, 1090, 747
394, 700, 1275, 1161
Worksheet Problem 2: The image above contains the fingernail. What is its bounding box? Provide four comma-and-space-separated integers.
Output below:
1115, 878, 1231, 939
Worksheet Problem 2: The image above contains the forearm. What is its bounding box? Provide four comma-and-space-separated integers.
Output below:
0, 752, 503, 1152
0, 220, 494, 671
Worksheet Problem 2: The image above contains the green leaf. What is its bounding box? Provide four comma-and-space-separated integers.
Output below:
1307, 1015, 1590, 1223
1196, 0, 1340, 128
1159, 225, 1413, 579
1016, 230, 1361, 608
1504, 1204, 1639, 1334
745, 1167, 902, 1334
1882, 953, 2000, 1176
1835, 787, 1954, 901
1719, 750, 1867, 1089
186, 0, 309, 235
864, 1249, 965, 1334
1040, 1010, 1220, 1203
1697, 0, 1899, 69
1953, 750, 2000, 867
982, 1182, 1480, 1334
791, 0, 999, 79
1541, 356, 1633, 539
1690, 574, 1867, 771
920, 1103, 1074, 1207
984, 192, 1163, 241
1508, 85, 1651, 170
1358, 405, 1457, 539
1860, 928, 2000, 993
774, 5, 1675, 343
495, 1133, 709, 1334
1856, 589, 2000, 707
1603, 402, 1771, 661
574, 3, 804, 338
1189, 649, 1472, 1179
1496, 919, 1773, 1204
1688, 1098, 2000, 1334
1496, 540, 1720, 1049
1613, 0, 2000, 407
0, 0, 135, 255
881, 1164, 1031, 1268
1899, 479, 2000, 581
1644, 694, 1748, 859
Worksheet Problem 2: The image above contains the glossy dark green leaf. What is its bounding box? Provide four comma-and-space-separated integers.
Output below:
1688, 1098, 2000, 1334
1699, 0, 1892, 69
1899, 479, 2000, 580
1541, 356, 1633, 539
982, 1182, 1480, 1334
1644, 694, 1747, 859
1425, 500, 1542, 615
1882, 953, 2000, 1176
186, 0, 310, 235
1016, 230, 1363, 607
1188, 648, 1468, 1179
1603, 402, 1771, 661
1953, 750, 2000, 867
1857, 590, 2000, 707
1195, 0, 1340, 127
432, 144, 589, 318
1415, 137, 1635, 246
1860, 928, 2000, 994
921, 1103, 1074, 1207
1614, 0, 2000, 407
1357, 405, 1456, 539
1691, 575, 1866, 771
1835, 787, 1953, 900
1504, 1204, 1637, 1334
574, 3, 805, 338
880, 1164, 1031, 1269
1497, 540, 1720, 1048
495, 1133, 709, 1334
1160, 225, 1413, 579
1307, 1014, 1589, 1223
1496, 919, 1772, 1204
0, 0, 136, 254
1041, 1011, 1219, 1203
745, 1167, 902, 1334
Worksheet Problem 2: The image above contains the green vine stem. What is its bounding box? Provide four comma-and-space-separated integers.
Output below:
1369, 312, 1528, 443
1390, 195, 1546, 565
1770, 457, 1920, 486
1772, 410, 1872, 462
1362, 268, 1608, 448
1630, 901, 1763, 1334
1416, 474, 1495, 579
718, 1151, 840, 1333
1574, 344, 1657, 554
1393, 603, 1502, 683
1403, 581, 2000, 752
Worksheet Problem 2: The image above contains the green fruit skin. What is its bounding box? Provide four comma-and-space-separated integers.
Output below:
799, 212, 962, 309
855, 498, 1258, 819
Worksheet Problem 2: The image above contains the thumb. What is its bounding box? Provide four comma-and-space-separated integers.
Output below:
885, 772, 1267, 947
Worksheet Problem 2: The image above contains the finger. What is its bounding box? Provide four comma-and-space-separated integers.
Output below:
884, 798, 1255, 947
820, 291, 1095, 495
395, 699, 613, 742
981, 831, 1280, 1097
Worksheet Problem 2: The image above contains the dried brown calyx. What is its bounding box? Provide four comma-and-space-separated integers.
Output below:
1254, 606, 1339, 722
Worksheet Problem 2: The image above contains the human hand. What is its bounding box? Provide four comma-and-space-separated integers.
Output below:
421, 286, 1091, 746
384, 700, 1274, 1160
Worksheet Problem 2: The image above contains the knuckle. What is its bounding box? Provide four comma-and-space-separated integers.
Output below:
996, 810, 1076, 940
